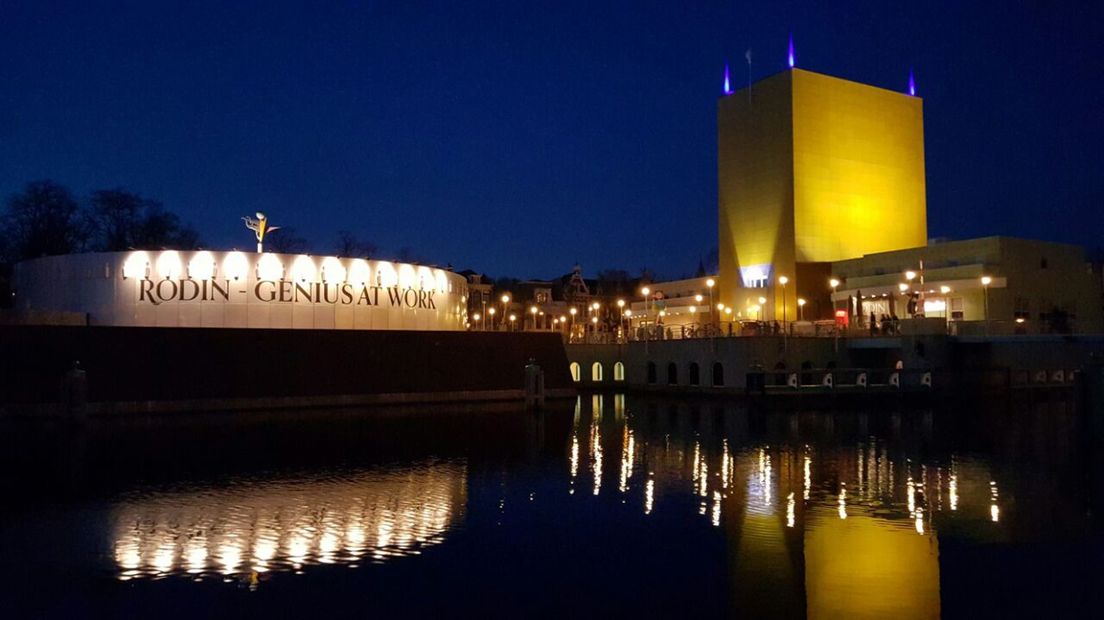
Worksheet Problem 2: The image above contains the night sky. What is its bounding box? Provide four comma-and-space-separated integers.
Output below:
1, 1, 1101, 278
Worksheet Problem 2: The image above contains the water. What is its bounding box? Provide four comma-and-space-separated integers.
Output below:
1, 395, 1101, 618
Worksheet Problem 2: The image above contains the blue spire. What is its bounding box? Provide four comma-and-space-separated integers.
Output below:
723, 63, 733, 95
908, 69, 916, 96
788, 33, 795, 68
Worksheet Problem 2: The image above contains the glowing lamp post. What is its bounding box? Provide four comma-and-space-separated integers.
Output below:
617, 299, 626, 340
488, 307, 496, 330
530, 306, 538, 330
980, 276, 992, 331
797, 298, 806, 321
758, 297, 766, 322
940, 286, 952, 320
473, 312, 481, 331
509, 314, 517, 331
500, 294, 511, 331
778, 275, 789, 326
706, 278, 715, 324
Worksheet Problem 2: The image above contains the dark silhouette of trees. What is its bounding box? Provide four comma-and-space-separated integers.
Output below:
334, 230, 377, 257
2, 181, 85, 261
266, 227, 308, 254
86, 188, 200, 251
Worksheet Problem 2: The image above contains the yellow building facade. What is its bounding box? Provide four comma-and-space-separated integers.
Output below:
719, 68, 927, 320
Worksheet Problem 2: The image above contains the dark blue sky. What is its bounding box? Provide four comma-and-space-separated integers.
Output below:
2, 1, 1101, 278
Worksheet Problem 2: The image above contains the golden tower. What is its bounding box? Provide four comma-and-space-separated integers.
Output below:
718, 68, 927, 320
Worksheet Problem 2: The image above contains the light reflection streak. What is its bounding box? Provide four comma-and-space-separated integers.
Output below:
990, 481, 1000, 522
838, 483, 848, 520
110, 461, 465, 580
786, 492, 795, 528
644, 477, 655, 515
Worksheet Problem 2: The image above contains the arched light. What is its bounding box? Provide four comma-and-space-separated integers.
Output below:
376, 262, 398, 287
257, 253, 284, 281
122, 251, 150, 279
348, 259, 370, 286
433, 269, 449, 293
320, 257, 346, 284
188, 251, 216, 280
398, 264, 417, 289
223, 252, 249, 281
156, 251, 183, 279
290, 255, 316, 283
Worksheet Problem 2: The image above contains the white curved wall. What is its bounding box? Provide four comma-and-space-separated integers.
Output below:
13, 251, 469, 331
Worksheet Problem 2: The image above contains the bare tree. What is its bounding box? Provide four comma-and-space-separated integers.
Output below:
1, 180, 86, 260
334, 230, 378, 257
266, 227, 309, 254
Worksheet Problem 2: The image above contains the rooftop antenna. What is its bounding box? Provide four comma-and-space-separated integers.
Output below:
908, 69, 916, 96
745, 49, 752, 104
788, 33, 795, 68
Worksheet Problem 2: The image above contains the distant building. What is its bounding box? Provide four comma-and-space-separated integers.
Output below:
830, 236, 1104, 334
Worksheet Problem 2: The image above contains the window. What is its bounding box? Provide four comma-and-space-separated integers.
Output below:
614, 362, 625, 381
712, 362, 724, 387
570, 362, 581, 382
667, 363, 678, 385
647, 362, 657, 384
689, 362, 700, 386
591, 362, 603, 382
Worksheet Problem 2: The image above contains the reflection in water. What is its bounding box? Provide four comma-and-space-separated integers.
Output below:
562, 398, 1036, 619
112, 459, 466, 580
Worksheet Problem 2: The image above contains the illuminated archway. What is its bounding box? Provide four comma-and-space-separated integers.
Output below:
570, 362, 581, 382
614, 362, 625, 381
591, 362, 603, 382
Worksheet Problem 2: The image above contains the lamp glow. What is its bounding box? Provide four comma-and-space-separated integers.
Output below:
940, 285, 951, 294
797, 298, 806, 306
187, 251, 216, 280
624, 310, 632, 317
122, 251, 150, 279
758, 296, 766, 305
501, 294, 511, 304
695, 294, 703, 302
290, 255, 316, 283
156, 251, 183, 279
641, 287, 650, 296
981, 276, 992, 286
347, 259, 370, 286
257, 254, 283, 281
706, 278, 715, 288
320, 257, 346, 283
899, 283, 909, 292
829, 278, 840, 288
223, 252, 248, 281
398, 264, 417, 289
569, 307, 577, 316
717, 303, 725, 310
376, 262, 398, 287
778, 275, 788, 285
905, 270, 917, 281
617, 299, 625, 308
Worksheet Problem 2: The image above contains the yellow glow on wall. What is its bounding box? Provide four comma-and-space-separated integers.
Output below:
416, 266, 434, 290
156, 251, 183, 279
257, 253, 283, 281
398, 264, 417, 289
320, 257, 346, 283
223, 251, 249, 281
434, 269, 449, 293
187, 251, 216, 280
348, 259, 370, 286
791, 69, 927, 262
290, 255, 316, 283
376, 262, 398, 287
122, 251, 150, 279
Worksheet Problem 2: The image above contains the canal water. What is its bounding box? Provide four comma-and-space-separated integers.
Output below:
1, 395, 1101, 618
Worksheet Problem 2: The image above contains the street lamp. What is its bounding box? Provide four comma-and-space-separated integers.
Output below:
778, 275, 789, 325
488, 306, 496, 329
509, 314, 517, 331
898, 283, 909, 292
530, 305, 538, 330
473, 312, 481, 330
797, 298, 806, 321
500, 293, 511, 331
905, 270, 917, 282
940, 285, 952, 320
706, 279, 715, 323
980, 276, 992, 329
